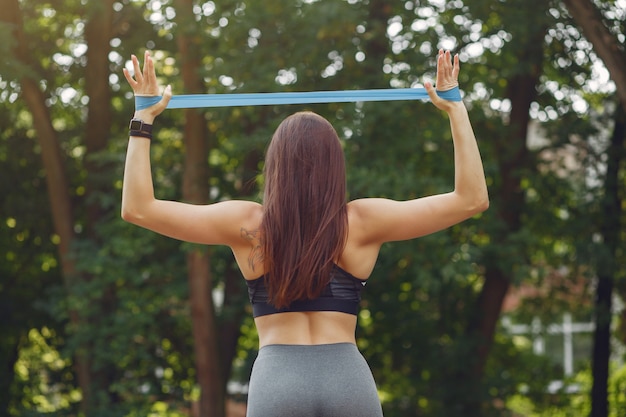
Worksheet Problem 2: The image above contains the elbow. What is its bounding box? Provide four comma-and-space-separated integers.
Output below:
478, 197, 490, 213
473, 192, 490, 214
121, 207, 136, 224
454, 189, 490, 218
461, 190, 489, 217
120, 203, 144, 225
456, 185, 490, 216
121, 189, 152, 225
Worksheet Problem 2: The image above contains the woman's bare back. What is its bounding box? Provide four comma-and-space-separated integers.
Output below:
234, 203, 381, 347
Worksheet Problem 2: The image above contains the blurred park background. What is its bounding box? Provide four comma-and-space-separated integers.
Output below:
1, 0, 625, 416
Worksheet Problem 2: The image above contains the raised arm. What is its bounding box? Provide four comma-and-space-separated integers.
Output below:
120, 52, 258, 247
348, 50, 489, 246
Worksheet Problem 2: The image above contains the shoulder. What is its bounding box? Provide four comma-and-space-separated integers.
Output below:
122, 197, 263, 246
348, 191, 485, 245
198, 200, 263, 231
215, 200, 263, 217
346, 196, 429, 245
347, 198, 391, 216
347, 198, 396, 232
216, 200, 264, 242
178, 200, 263, 247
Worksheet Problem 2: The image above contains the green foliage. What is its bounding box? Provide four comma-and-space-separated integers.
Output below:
0, 87, 64, 414
12, 327, 80, 414
1, 0, 625, 416
357, 230, 490, 416
507, 363, 626, 417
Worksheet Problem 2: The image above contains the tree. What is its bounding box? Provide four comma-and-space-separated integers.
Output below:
0, 93, 63, 415
591, 104, 624, 417
466, 0, 553, 405
2, 0, 91, 412
559, 2, 626, 415
1, 1, 197, 414
171, 0, 227, 415
562, 0, 626, 109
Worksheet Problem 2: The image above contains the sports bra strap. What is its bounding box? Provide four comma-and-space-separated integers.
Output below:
246, 264, 366, 318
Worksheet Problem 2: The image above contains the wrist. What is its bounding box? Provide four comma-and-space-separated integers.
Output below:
129, 118, 153, 140
133, 110, 156, 124
443, 101, 466, 113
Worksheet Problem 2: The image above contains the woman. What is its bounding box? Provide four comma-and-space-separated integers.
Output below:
122, 49, 488, 416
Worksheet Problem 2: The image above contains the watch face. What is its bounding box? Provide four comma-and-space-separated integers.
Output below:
130, 119, 143, 130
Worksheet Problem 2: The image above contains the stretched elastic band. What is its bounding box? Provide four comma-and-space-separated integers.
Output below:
134, 87, 461, 110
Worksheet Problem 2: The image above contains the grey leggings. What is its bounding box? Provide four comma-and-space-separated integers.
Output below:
246, 343, 383, 417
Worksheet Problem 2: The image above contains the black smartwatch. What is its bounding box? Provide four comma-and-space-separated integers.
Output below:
129, 118, 153, 139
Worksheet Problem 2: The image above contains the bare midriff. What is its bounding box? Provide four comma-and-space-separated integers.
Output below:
254, 311, 358, 347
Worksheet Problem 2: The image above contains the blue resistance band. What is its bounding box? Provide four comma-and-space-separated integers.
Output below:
135, 87, 461, 110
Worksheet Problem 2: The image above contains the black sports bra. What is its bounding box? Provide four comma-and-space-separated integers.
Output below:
246, 264, 367, 317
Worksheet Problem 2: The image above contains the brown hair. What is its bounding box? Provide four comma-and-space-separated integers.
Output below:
261, 111, 348, 308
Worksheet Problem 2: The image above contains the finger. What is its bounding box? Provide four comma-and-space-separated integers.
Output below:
122, 68, 137, 87
143, 51, 152, 79
132, 54, 143, 82
144, 53, 160, 93
442, 50, 452, 74
437, 49, 445, 70
452, 53, 460, 79
424, 81, 440, 105
439, 50, 451, 72
145, 85, 172, 117
161, 85, 173, 107
142, 54, 152, 85
436, 50, 451, 89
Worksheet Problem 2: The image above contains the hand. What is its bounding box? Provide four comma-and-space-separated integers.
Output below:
425, 49, 460, 112
123, 51, 171, 122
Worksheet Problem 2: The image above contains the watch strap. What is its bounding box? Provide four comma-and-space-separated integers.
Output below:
129, 130, 152, 139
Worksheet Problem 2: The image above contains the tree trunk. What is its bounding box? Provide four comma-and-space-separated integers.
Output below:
82, 1, 117, 406
219, 147, 262, 384
84, 0, 114, 226
562, 0, 626, 110
362, 0, 392, 88
591, 105, 624, 417
474, 67, 541, 373
174, 1, 225, 415
3, 0, 92, 413
187, 249, 223, 417
464, 17, 547, 413
591, 277, 613, 417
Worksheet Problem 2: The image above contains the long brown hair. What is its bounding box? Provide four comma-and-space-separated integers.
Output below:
261, 111, 348, 308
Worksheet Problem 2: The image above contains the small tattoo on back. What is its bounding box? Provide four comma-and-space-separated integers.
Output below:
241, 228, 264, 272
